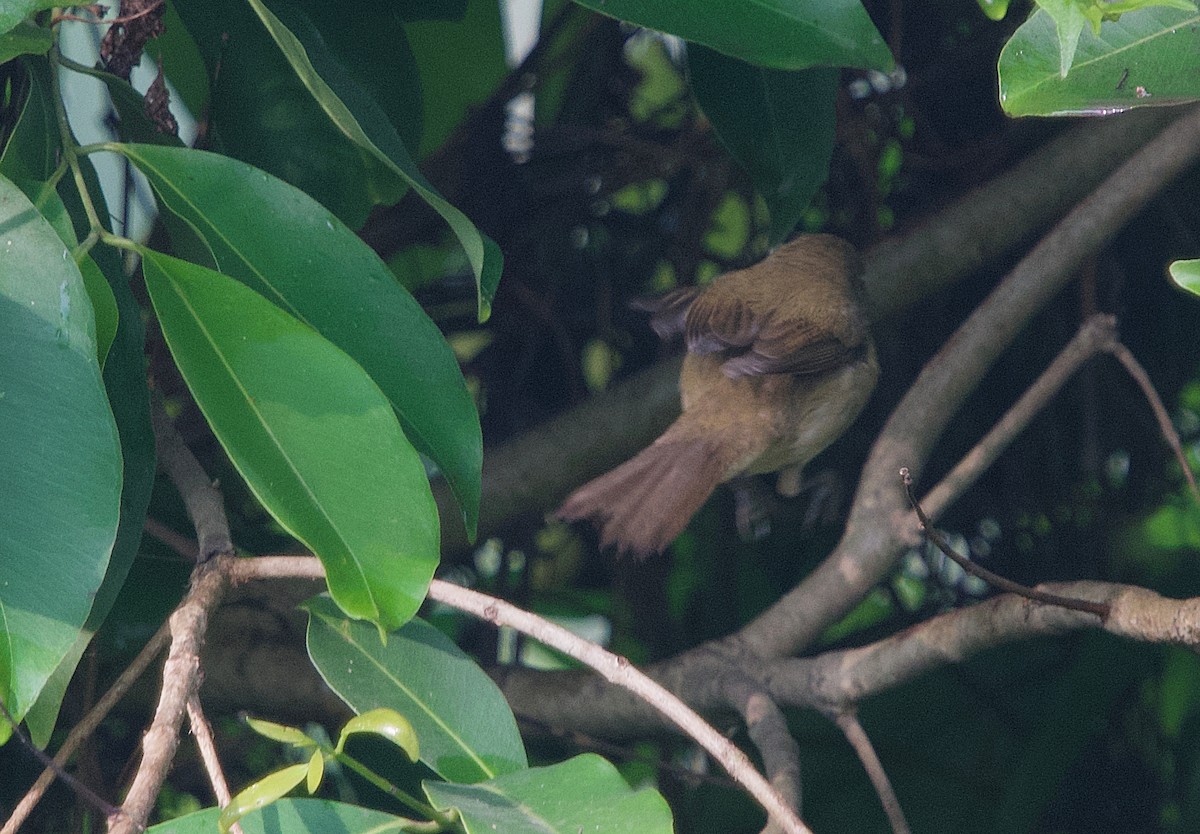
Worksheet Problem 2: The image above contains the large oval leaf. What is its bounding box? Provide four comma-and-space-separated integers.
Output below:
111, 142, 483, 540
141, 250, 438, 632
305, 596, 527, 783
999, 6, 1200, 116
424, 754, 674, 834
0, 174, 121, 736
572, 0, 893, 72
688, 47, 838, 245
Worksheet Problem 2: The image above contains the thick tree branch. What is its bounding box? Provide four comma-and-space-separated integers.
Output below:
734, 103, 1200, 660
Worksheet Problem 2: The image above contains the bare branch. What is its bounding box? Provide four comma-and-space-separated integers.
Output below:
832, 710, 910, 834
1104, 341, 1200, 505
1, 621, 171, 834
735, 103, 1200, 661
110, 557, 229, 834
918, 314, 1120, 523
902, 468, 1110, 619
151, 404, 234, 562
721, 678, 803, 833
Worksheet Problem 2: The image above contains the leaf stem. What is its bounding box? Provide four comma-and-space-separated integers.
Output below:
331, 750, 450, 826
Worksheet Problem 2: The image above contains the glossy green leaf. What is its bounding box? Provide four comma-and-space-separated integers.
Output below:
0, 3, 55, 37
305, 751, 325, 794
111, 142, 482, 539
425, 754, 674, 834
25, 235, 155, 747
337, 708, 420, 761
16, 181, 117, 366
1170, 259, 1200, 296
246, 717, 317, 747
688, 47, 837, 245
1037, 0, 1088, 76
999, 6, 1200, 116
571, 0, 893, 72
0, 59, 57, 183
0, 174, 121, 738
147, 799, 409, 834
141, 251, 438, 633
245, 0, 504, 320
1, 71, 156, 742
288, 0, 425, 157
171, 0, 406, 228
305, 596, 527, 783
0, 19, 50, 63
219, 763, 309, 834
978, 0, 1012, 20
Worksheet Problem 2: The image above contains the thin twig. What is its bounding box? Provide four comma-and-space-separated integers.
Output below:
187, 694, 231, 807
1105, 341, 1200, 506
0, 701, 126, 827
918, 314, 1120, 523
902, 469, 1110, 619
1, 620, 171, 834
833, 710, 910, 834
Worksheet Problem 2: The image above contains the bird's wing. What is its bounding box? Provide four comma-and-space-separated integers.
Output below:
684, 291, 863, 379
629, 287, 702, 341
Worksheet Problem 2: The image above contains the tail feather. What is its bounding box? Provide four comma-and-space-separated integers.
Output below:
557, 435, 730, 557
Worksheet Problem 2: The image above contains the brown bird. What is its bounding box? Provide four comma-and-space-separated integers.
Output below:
556, 233, 878, 557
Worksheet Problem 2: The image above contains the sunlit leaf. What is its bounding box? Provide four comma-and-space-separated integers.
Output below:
246, 717, 317, 747
110, 142, 482, 539
141, 251, 438, 633
0, 175, 121, 739
337, 708, 419, 762
219, 764, 309, 834
1169, 259, 1200, 297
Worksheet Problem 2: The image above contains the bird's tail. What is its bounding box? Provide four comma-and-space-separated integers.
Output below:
556, 430, 730, 557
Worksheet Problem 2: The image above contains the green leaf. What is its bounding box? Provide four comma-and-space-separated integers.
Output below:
978, 0, 1012, 20
424, 754, 674, 834
406, 1, 507, 157
1170, 259, 1200, 296
141, 250, 438, 633
110, 142, 482, 539
170, 0, 406, 229
0, 174, 121, 738
219, 764, 310, 834
571, 0, 894, 72
147, 799, 409, 834
305, 597, 527, 783
0, 19, 50, 63
336, 708, 420, 762
244, 0, 504, 320
245, 717, 318, 747
25, 237, 155, 747
0, 59, 58, 184
305, 751, 325, 794
0, 3, 56, 37
999, 6, 1200, 116
688, 47, 837, 245
16, 181, 118, 366
1036, 0, 1088, 76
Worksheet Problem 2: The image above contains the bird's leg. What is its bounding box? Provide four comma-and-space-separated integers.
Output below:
730, 475, 776, 542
